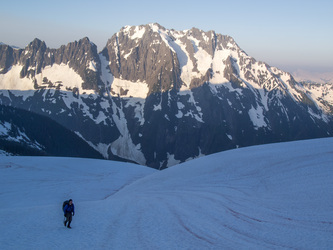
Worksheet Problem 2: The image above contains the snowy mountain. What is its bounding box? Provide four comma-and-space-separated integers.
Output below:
0, 138, 332, 249
0, 104, 103, 158
0, 23, 332, 168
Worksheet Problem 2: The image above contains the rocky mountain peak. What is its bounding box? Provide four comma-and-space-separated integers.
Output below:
28, 38, 47, 50
102, 23, 237, 95
103, 23, 182, 96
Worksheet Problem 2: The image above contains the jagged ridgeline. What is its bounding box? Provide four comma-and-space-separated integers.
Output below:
0, 23, 332, 169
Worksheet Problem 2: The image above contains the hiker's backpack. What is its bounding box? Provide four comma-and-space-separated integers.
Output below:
62, 200, 69, 212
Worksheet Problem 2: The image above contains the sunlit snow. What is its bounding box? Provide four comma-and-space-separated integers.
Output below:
0, 65, 35, 90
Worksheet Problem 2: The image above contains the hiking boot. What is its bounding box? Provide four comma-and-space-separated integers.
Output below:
67, 225, 72, 229
64, 221, 67, 227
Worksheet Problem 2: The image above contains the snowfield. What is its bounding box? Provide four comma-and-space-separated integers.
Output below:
0, 138, 332, 249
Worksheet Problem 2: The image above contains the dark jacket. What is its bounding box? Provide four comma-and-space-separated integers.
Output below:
64, 203, 75, 215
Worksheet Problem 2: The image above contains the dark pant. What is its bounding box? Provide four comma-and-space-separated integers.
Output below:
64, 213, 72, 227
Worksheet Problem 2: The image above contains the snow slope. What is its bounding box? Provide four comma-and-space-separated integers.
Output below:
0, 138, 333, 249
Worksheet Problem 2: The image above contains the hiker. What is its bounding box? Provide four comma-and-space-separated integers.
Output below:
63, 199, 75, 228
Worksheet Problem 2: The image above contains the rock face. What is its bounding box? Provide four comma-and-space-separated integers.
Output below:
0, 23, 332, 168
102, 24, 182, 95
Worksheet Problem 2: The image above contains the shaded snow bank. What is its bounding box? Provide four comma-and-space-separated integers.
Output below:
1, 138, 333, 249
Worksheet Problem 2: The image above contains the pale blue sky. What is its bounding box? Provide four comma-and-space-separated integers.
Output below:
1, 0, 332, 73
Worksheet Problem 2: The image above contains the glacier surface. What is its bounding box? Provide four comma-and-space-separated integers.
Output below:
0, 138, 332, 249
